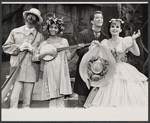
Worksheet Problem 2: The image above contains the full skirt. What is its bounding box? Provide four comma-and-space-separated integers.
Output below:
84, 62, 148, 108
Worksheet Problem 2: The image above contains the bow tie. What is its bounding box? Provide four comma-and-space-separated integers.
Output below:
28, 29, 34, 33
93, 30, 101, 39
26, 28, 35, 35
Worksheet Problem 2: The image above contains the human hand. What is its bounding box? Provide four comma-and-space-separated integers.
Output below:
51, 50, 58, 57
77, 43, 85, 49
19, 42, 28, 51
26, 43, 33, 52
132, 30, 141, 40
24, 39, 29, 43
89, 40, 100, 50
46, 50, 58, 57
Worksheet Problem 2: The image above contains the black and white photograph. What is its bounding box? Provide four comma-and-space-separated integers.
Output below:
1, 1, 148, 121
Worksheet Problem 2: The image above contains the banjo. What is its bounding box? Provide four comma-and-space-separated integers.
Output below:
40, 43, 90, 61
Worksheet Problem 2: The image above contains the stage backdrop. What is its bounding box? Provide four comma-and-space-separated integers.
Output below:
1, 4, 148, 85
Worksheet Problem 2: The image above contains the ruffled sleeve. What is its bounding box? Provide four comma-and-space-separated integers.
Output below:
62, 38, 69, 46
61, 38, 70, 53
120, 36, 133, 53
101, 39, 108, 46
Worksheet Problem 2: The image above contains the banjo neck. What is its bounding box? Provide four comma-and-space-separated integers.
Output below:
57, 43, 91, 52
40, 42, 92, 61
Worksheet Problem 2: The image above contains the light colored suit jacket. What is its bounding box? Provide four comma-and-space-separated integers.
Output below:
3, 25, 44, 82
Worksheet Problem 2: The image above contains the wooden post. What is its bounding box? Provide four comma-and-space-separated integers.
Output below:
118, 4, 122, 18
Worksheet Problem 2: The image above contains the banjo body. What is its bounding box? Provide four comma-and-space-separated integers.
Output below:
40, 43, 90, 61
40, 44, 57, 61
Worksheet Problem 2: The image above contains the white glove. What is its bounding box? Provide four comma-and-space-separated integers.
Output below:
19, 42, 28, 51
26, 43, 33, 52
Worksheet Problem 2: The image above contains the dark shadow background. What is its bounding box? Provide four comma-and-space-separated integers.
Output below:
1, 3, 148, 85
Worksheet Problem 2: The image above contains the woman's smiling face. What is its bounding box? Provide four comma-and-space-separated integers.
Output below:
109, 21, 122, 36
49, 24, 59, 36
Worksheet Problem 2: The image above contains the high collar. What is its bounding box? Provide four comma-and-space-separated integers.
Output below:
92, 25, 101, 33
13, 25, 37, 37
88, 27, 106, 41
91, 27, 101, 39
25, 25, 36, 36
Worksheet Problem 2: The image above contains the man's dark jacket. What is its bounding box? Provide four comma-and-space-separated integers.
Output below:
74, 28, 108, 96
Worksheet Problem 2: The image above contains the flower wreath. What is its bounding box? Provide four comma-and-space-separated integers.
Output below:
87, 56, 109, 82
43, 14, 65, 32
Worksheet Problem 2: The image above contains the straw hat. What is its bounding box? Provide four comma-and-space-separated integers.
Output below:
79, 44, 116, 89
23, 8, 43, 24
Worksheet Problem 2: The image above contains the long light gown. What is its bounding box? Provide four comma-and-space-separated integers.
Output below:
84, 37, 148, 108
40, 38, 72, 100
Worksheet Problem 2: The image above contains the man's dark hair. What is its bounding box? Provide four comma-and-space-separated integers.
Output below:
90, 11, 103, 21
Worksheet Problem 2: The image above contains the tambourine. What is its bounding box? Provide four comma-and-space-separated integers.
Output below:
40, 44, 57, 61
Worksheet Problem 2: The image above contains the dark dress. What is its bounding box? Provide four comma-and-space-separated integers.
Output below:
74, 28, 108, 97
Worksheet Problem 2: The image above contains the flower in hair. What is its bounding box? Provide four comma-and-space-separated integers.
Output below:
109, 18, 124, 24
43, 14, 65, 32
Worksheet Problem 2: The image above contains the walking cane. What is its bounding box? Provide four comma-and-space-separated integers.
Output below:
1, 51, 28, 105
